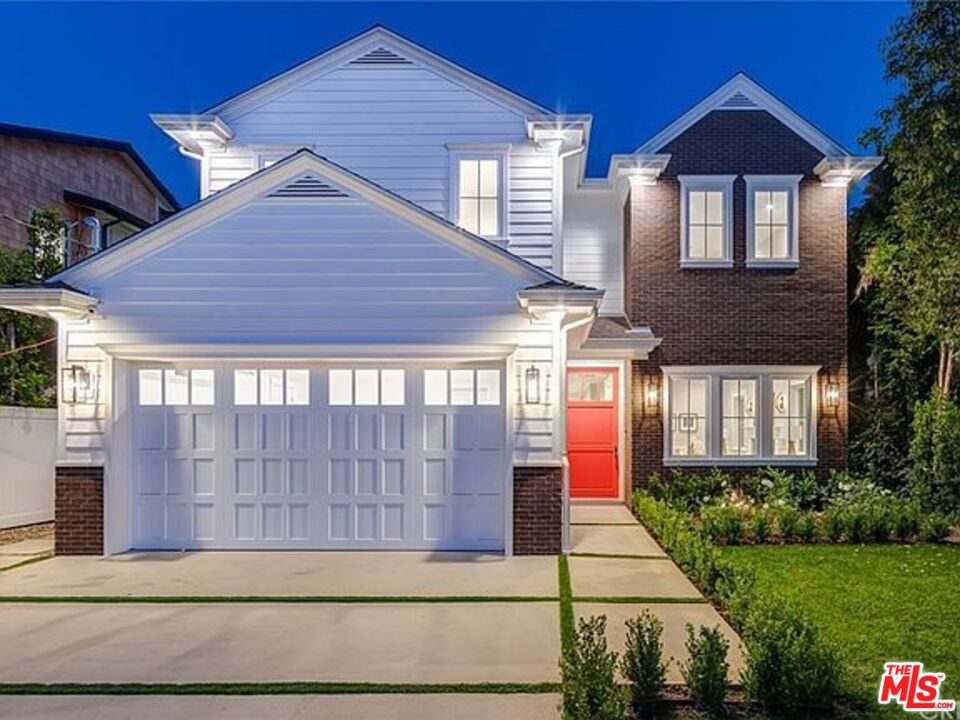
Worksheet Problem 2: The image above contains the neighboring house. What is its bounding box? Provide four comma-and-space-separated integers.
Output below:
0, 27, 879, 557
0, 123, 178, 259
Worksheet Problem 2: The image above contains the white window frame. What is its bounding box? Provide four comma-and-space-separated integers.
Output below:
662, 365, 819, 466
448, 146, 510, 242
678, 175, 735, 268
745, 175, 802, 268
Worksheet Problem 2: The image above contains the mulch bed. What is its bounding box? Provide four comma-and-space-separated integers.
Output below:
0, 522, 53, 547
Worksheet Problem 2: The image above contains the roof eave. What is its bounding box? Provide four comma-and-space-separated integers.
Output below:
0, 287, 98, 320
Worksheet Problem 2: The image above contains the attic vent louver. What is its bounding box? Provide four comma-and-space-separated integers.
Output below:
349, 47, 413, 65
268, 175, 350, 199
719, 91, 759, 109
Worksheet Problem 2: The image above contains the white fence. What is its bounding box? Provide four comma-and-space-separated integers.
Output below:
0, 407, 56, 529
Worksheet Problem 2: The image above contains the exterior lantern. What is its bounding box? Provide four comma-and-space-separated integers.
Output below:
644, 377, 660, 416
62, 364, 98, 404
524, 366, 541, 405
825, 381, 840, 408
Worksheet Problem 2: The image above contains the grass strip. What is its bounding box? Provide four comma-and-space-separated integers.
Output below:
0, 594, 558, 604
557, 555, 576, 657
0, 681, 561, 696
570, 552, 670, 560
573, 596, 706, 604
570, 522, 638, 527
0, 554, 53, 574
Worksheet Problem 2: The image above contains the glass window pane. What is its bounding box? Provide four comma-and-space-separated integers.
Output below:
479, 198, 498, 237
424, 369, 448, 405
479, 159, 498, 197
670, 377, 707, 457
329, 369, 353, 406
755, 226, 771, 259
706, 226, 724, 259
285, 370, 310, 406
459, 159, 478, 197
689, 225, 706, 259
355, 369, 379, 406
260, 369, 284, 406
139, 369, 162, 406
599, 374, 613, 401
756, 191, 772, 224
706, 191, 723, 224
568, 373, 582, 401
791, 379, 807, 416
458, 198, 479, 235
689, 191, 705, 224
772, 226, 789, 259
450, 369, 474, 405
771, 191, 788, 225
688, 378, 708, 417
381, 369, 405, 406
234, 369, 258, 406
165, 369, 189, 405
191, 370, 215, 406
477, 369, 500, 405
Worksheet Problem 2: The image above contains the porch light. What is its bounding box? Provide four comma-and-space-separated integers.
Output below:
644, 379, 660, 415
825, 381, 840, 408
62, 364, 98, 404
524, 366, 541, 405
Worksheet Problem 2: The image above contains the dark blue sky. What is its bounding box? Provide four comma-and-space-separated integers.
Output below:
1, 2, 905, 206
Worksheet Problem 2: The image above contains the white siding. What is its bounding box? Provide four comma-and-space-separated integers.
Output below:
205, 60, 558, 269
563, 188, 624, 314
62, 195, 560, 466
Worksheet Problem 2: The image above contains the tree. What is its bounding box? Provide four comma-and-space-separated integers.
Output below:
859, 1, 960, 396
0, 208, 64, 407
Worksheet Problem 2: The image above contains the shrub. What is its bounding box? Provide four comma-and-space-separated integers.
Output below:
750, 510, 772, 544
621, 610, 668, 708
700, 504, 745, 545
921, 513, 952, 542
741, 599, 841, 708
865, 503, 892, 542
821, 506, 845, 542
560, 615, 626, 720
650, 469, 730, 512
796, 512, 818, 543
680, 624, 729, 710
776, 506, 801, 542
891, 501, 922, 542
910, 394, 960, 515
843, 506, 869, 543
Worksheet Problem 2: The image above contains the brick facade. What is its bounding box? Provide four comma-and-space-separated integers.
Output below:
54, 466, 104, 555
513, 466, 562, 555
0, 135, 165, 253
626, 110, 848, 485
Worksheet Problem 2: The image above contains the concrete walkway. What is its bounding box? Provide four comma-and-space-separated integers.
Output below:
570, 504, 744, 683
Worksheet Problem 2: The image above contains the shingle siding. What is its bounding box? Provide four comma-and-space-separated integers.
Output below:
626, 110, 848, 485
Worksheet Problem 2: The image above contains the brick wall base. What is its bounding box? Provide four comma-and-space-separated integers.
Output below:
513, 466, 562, 555
55, 466, 104, 555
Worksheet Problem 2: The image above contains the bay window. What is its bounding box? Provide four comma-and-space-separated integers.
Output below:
678, 176, 735, 267
664, 367, 818, 464
745, 175, 801, 266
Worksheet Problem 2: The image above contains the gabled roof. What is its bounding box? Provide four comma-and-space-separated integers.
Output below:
634, 73, 851, 157
204, 25, 555, 120
48, 149, 574, 289
0, 122, 179, 210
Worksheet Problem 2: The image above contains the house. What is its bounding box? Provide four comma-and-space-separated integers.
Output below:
0, 27, 879, 557
0, 123, 178, 258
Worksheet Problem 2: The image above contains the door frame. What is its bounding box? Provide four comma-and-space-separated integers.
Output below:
566, 359, 628, 504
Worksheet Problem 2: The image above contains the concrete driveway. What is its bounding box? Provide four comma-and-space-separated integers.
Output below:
0, 505, 743, 719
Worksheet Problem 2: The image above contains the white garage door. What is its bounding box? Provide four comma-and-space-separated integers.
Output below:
130, 363, 507, 550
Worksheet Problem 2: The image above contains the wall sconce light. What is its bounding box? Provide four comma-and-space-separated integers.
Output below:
62, 364, 98, 404
524, 366, 541, 404
825, 381, 840, 408
643, 376, 660, 416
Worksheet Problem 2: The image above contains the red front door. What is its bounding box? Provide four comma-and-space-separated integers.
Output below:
567, 368, 619, 499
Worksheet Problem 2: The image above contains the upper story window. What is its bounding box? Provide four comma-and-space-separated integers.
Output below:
678, 176, 735, 268
449, 148, 508, 240
745, 175, 802, 267
664, 366, 819, 465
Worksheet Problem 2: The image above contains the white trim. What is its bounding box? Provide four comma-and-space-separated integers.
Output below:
744, 175, 802, 268
448, 147, 510, 243
635, 73, 849, 157
662, 365, 820, 466
678, 175, 735, 268
0, 288, 98, 320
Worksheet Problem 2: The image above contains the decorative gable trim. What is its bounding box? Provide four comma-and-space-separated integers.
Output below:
266, 174, 351, 199
635, 72, 849, 157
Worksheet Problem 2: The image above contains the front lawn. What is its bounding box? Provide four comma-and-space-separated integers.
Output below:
719, 543, 960, 711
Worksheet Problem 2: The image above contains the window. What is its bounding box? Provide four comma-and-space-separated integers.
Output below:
745, 176, 801, 266
664, 367, 818, 464
424, 368, 501, 406
328, 369, 406, 406
679, 176, 735, 266
568, 372, 614, 402
233, 369, 310, 406
138, 368, 214, 406
450, 150, 507, 239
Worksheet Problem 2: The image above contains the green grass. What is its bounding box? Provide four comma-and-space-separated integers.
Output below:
719, 543, 960, 707
0, 681, 560, 696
